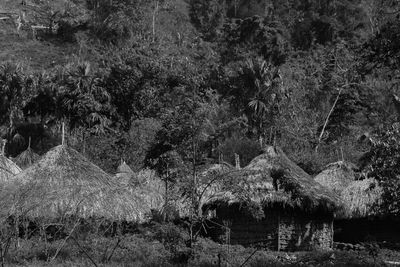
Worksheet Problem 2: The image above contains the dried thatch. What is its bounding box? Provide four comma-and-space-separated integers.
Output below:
115, 160, 136, 185
204, 146, 341, 215
0, 154, 22, 183
314, 161, 383, 219
129, 169, 168, 218
338, 179, 382, 219
172, 162, 235, 218
197, 162, 234, 208
13, 147, 40, 169
314, 161, 357, 194
11, 145, 154, 222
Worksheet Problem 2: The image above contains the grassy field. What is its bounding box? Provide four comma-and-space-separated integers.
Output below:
0, 33, 77, 70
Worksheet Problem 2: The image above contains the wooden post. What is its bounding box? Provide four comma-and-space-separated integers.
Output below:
235, 153, 240, 170
1, 139, 6, 156
28, 136, 31, 149
277, 212, 281, 252
1, 140, 4, 156
340, 147, 344, 161
331, 220, 334, 249
62, 122, 65, 145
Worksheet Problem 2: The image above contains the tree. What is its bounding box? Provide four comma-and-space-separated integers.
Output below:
224, 57, 285, 143
218, 16, 289, 65
87, 0, 152, 43
189, 0, 226, 41
51, 62, 114, 154
0, 63, 31, 148
363, 123, 400, 215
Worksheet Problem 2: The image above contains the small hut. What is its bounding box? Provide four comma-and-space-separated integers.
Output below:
313, 161, 382, 219
313, 162, 388, 243
203, 146, 341, 251
115, 160, 137, 185
13, 138, 40, 169
314, 161, 358, 194
12, 144, 153, 223
0, 139, 22, 183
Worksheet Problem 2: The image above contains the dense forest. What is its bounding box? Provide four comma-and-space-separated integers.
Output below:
2, 0, 400, 215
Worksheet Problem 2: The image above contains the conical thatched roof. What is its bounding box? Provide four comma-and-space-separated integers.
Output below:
314, 161, 357, 194
115, 160, 136, 185
11, 145, 153, 222
117, 160, 134, 174
314, 162, 383, 219
340, 178, 382, 219
0, 154, 22, 183
13, 147, 40, 169
203, 146, 341, 215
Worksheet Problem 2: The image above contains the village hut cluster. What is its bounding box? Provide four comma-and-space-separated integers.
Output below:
0, 137, 164, 225
1, 131, 388, 251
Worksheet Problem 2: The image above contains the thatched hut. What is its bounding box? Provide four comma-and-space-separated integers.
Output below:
12, 144, 153, 223
313, 162, 389, 243
313, 161, 382, 219
314, 161, 357, 194
335, 179, 400, 243
0, 140, 22, 183
203, 146, 341, 251
13, 141, 40, 169
115, 160, 137, 185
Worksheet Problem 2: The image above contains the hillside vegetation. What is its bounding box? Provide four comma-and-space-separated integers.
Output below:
3, 0, 400, 265
2, 0, 400, 208
1, 0, 400, 234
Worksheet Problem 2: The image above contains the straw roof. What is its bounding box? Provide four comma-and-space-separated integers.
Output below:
197, 162, 234, 208
115, 160, 136, 185
13, 147, 40, 169
314, 161, 357, 194
339, 178, 382, 219
0, 154, 22, 183
117, 160, 134, 174
314, 161, 383, 219
203, 146, 341, 216
11, 145, 154, 222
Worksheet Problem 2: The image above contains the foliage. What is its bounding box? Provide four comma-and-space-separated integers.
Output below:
188, 0, 226, 41
218, 15, 289, 65
363, 123, 400, 215
2, 0, 400, 220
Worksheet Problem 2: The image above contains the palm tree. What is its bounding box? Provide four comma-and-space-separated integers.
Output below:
239, 58, 283, 144
0, 63, 27, 148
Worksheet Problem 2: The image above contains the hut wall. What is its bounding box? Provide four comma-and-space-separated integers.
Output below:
227, 215, 278, 249
209, 206, 279, 250
279, 213, 333, 251
207, 206, 333, 251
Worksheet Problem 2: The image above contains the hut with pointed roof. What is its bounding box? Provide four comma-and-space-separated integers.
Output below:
313, 161, 391, 243
203, 146, 341, 251
12, 144, 153, 223
314, 161, 382, 219
13, 138, 40, 169
314, 161, 358, 194
0, 139, 22, 183
115, 160, 136, 186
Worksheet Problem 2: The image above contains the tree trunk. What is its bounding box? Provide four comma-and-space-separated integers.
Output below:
152, 1, 159, 42
316, 88, 342, 152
